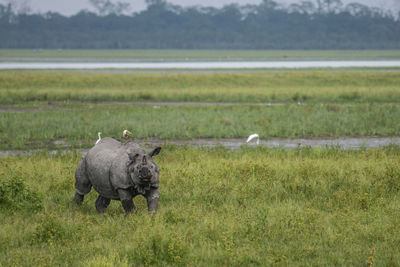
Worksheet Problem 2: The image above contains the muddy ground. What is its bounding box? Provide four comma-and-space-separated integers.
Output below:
1, 136, 399, 157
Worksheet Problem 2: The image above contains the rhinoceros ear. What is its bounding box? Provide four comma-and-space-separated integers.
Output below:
128, 153, 140, 161
149, 147, 161, 157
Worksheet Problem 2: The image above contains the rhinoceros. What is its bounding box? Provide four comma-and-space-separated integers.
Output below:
73, 137, 161, 213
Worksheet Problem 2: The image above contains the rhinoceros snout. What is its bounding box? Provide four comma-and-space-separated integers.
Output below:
138, 167, 152, 179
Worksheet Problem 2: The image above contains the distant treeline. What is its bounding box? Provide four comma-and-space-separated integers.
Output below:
1, 0, 399, 49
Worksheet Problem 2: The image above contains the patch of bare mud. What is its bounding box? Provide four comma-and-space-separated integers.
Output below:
0, 102, 287, 113
103, 102, 286, 107
139, 137, 400, 150
0, 107, 27, 113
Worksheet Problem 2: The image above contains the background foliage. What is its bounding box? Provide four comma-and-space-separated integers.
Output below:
0, 0, 399, 49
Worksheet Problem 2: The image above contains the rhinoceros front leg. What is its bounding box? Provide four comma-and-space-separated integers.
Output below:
95, 195, 111, 213
73, 192, 84, 204
118, 189, 135, 213
146, 189, 159, 212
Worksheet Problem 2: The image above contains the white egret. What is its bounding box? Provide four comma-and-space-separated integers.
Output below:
123, 129, 132, 138
246, 133, 260, 145
95, 132, 101, 145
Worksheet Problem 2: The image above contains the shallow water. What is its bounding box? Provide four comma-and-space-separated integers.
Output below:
146, 137, 400, 150
1, 61, 400, 69
1, 137, 399, 157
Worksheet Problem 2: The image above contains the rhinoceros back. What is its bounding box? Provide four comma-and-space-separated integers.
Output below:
85, 137, 123, 198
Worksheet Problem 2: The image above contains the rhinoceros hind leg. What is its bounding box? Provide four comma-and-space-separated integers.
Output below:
95, 195, 111, 213
73, 192, 84, 204
74, 158, 92, 202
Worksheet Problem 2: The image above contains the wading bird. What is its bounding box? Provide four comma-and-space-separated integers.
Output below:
95, 132, 102, 145
123, 129, 132, 138
246, 133, 260, 145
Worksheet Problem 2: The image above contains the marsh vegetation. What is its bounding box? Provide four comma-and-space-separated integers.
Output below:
2, 49, 400, 62
1, 103, 399, 150
1, 71, 399, 149
0, 67, 399, 266
1, 72, 400, 104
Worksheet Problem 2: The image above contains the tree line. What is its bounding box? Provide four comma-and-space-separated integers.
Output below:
0, 0, 399, 49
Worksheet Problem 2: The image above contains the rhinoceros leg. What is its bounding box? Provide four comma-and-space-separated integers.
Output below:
73, 192, 84, 204
118, 189, 135, 213
95, 195, 111, 213
74, 157, 92, 204
147, 197, 158, 212
146, 189, 160, 212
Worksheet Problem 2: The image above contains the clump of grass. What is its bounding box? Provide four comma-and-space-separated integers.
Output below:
367, 247, 376, 267
0, 176, 42, 213
32, 213, 69, 244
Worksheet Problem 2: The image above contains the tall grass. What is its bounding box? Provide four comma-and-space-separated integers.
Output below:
1, 146, 399, 265
1, 72, 400, 104
1, 103, 399, 149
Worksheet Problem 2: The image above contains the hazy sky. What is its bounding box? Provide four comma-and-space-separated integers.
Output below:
3, 0, 399, 16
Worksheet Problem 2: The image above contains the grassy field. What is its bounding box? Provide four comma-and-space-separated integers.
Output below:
1, 72, 400, 104
1, 103, 399, 149
1, 63, 400, 265
2, 49, 400, 62
1, 147, 400, 266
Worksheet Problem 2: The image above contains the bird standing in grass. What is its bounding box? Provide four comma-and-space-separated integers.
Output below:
246, 133, 260, 145
123, 129, 132, 138
121, 129, 133, 143
95, 132, 102, 145
122, 130, 132, 138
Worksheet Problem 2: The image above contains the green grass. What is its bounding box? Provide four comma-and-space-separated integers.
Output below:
2, 49, 400, 62
1, 65, 399, 265
1, 103, 399, 149
1, 71, 399, 149
1, 146, 400, 266
1, 72, 400, 104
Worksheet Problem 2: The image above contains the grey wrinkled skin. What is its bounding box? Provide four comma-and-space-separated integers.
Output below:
74, 137, 161, 213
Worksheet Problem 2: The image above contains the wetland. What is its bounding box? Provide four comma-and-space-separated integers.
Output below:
1, 65, 399, 266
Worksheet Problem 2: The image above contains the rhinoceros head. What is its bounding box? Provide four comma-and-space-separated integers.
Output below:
127, 147, 161, 185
